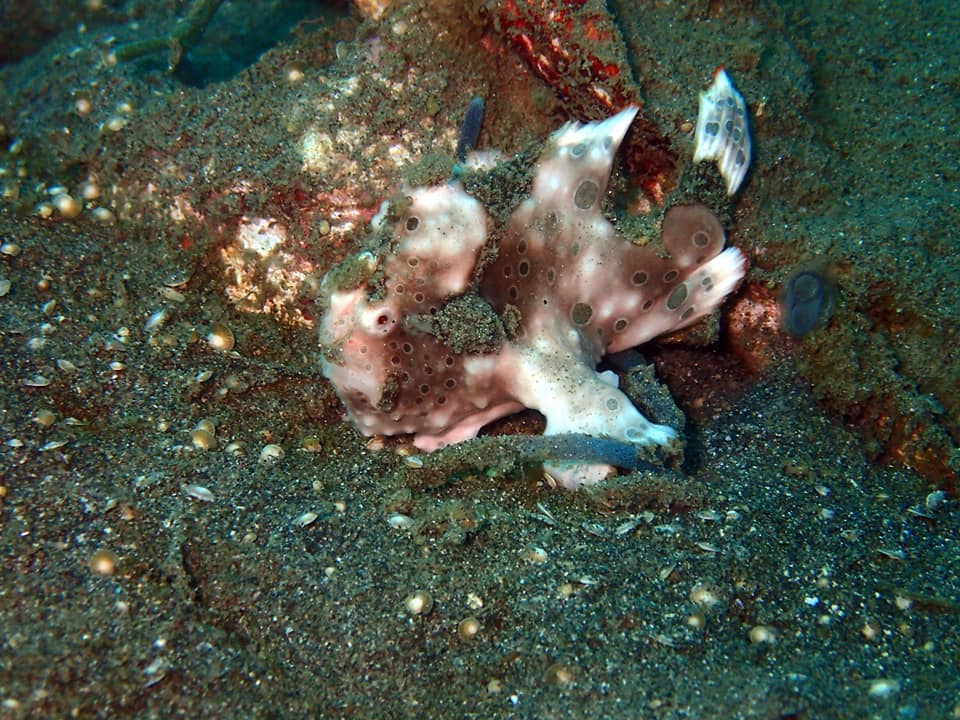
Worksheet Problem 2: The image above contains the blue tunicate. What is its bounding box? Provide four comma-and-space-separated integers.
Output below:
455, 96, 485, 164
780, 267, 835, 337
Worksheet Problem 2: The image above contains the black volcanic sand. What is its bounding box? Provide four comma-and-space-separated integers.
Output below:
0, 0, 957, 717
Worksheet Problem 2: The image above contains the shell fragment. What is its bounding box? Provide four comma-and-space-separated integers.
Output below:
694, 67, 751, 195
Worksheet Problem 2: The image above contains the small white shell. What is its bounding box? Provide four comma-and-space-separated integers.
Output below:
404, 590, 434, 616
52, 193, 82, 219
294, 511, 319, 527
33, 409, 57, 427
144, 309, 168, 334
387, 513, 414, 530
184, 484, 215, 502
877, 547, 907, 561
581, 521, 606, 537
529, 502, 558, 526
206, 323, 235, 352
92, 206, 113, 225
521, 545, 549, 564
224, 441, 246, 456
193, 419, 216, 434
926, 491, 947, 512
259, 444, 284, 462
748, 625, 777, 645
39, 439, 69, 451
79, 182, 100, 200
867, 679, 901, 698
163, 270, 192, 288
614, 518, 643, 536
190, 428, 217, 451
158, 286, 186, 302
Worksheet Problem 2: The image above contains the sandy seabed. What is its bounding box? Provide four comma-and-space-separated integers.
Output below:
0, 0, 958, 717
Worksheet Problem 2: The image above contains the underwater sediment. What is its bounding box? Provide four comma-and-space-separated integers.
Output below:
0, 0, 958, 717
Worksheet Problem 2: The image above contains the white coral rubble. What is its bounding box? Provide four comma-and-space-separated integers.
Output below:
319, 106, 747, 489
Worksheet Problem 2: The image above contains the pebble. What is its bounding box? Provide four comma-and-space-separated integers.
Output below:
89, 549, 118, 576
404, 591, 433, 616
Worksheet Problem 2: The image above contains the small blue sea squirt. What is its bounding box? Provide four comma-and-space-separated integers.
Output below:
455, 96, 485, 165
779, 264, 836, 337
